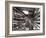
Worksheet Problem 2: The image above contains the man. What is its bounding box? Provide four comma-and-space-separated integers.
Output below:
25, 17, 33, 30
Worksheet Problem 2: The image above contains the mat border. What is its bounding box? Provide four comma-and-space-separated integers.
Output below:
5, 1, 45, 37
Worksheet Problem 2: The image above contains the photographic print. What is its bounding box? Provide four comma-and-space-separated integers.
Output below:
12, 7, 40, 31
5, 1, 45, 37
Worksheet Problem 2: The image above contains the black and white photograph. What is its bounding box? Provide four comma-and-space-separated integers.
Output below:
5, 2, 45, 36
9, 3, 44, 34
12, 7, 40, 31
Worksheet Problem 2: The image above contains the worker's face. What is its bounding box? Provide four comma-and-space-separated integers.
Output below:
25, 17, 29, 21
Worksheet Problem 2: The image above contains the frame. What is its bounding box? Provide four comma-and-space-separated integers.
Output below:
5, 1, 45, 37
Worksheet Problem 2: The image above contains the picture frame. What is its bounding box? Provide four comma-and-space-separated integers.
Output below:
5, 1, 45, 37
